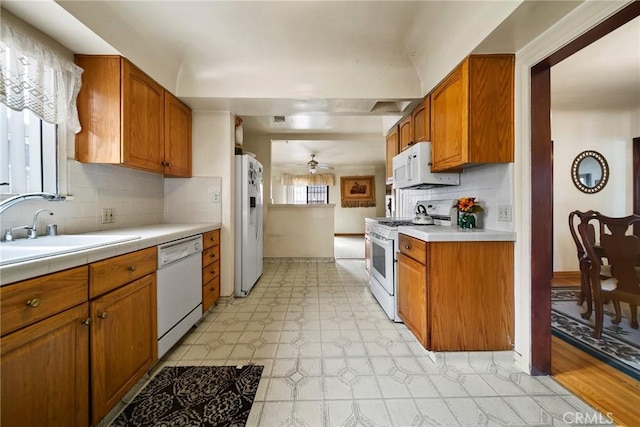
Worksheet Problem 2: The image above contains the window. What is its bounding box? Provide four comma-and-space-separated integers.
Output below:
291, 185, 329, 204
0, 104, 57, 194
0, 19, 83, 196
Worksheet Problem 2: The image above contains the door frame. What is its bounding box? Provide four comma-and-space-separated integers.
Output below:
530, 2, 640, 374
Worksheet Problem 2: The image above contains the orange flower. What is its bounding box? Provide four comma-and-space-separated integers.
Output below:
454, 197, 484, 213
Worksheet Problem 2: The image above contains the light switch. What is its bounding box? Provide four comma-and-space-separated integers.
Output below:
212, 191, 220, 203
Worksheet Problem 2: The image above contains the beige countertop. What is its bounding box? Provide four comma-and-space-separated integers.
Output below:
398, 225, 516, 242
0, 223, 221, 286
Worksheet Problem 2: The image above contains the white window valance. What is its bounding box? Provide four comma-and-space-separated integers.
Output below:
280, 173, 335, 186
0, 21, 84, 133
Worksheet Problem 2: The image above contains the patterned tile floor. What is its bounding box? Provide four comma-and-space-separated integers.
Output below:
155, 260, 607, 427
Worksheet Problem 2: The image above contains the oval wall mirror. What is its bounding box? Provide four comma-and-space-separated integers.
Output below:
571, 150, 609, 194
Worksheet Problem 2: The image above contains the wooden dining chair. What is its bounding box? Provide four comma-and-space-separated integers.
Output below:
579, 213, 640, 339
568, 210, 611, 319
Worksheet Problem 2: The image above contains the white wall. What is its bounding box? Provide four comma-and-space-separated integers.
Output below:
271, 165, 386, 234
396, 163, 514, 232
552, 110, 636, 272
191, 111, 235, 298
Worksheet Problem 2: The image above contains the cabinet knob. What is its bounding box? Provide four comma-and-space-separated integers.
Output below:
98, 311, 108, 319
405, 245, 411, 249
128, 265, 137, 272
162, 161, 172, 167
26, 298, 41, 308
82, 318, 92, 326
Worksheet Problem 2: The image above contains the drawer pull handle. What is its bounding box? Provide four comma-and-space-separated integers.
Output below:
26, 298, 41, 308
82, 318, 92, 326
98, 312, 108, 319
129, 265, 137, 272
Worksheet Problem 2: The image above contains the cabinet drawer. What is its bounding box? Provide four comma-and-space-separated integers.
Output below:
398, 234, 427, 263
202, 245, 220, 267
89, 247, 157, 298
202, 277, 220, 312
203, 229, 220, 249
1, 266, 88, 336
202, 261, 220, 286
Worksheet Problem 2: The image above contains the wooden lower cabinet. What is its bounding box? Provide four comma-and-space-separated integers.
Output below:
397, 252, 428, 347
397, 235, 514, 351
202, 229, 221, 312
1, 303, 90, 427
90, 273, 157, 425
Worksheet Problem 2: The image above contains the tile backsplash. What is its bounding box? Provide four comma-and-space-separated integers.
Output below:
0, 160, 164, 237
164, 177, 222, 224
396, 163, 514, 231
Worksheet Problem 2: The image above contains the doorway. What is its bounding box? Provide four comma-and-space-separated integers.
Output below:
530, 0, 640, 375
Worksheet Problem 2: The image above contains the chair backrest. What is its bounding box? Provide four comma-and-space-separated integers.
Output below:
568, 210, 600, 260
580, 213, 640, 295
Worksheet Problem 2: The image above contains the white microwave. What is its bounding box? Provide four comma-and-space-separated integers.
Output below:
392, 142, 460, 189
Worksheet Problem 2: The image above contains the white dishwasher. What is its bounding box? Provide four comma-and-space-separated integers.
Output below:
157, 234, 203, 358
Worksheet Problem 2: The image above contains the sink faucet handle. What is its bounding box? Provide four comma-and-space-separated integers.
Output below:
4, 228, 14, 242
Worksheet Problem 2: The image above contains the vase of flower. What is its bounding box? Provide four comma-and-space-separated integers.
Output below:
454, 197, 483, 230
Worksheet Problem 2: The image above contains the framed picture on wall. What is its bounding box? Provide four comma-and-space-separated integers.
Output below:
340, 175, 376, 208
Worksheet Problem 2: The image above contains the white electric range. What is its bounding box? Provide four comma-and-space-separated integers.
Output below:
368, 199, 455, 322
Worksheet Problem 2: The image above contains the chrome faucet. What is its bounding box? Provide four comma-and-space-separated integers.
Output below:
4, 209, 54, 241
0, 192, 66, 214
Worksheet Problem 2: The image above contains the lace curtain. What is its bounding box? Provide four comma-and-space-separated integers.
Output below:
0, 21, 84, 133
280, 173, 335, 186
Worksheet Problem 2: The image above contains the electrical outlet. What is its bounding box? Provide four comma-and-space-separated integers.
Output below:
212, 191, 220, 203
101, 208, 115, 224
497, 205, 512, 222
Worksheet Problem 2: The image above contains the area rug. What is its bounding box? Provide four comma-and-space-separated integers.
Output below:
551, 287, 640, 380
112, 365, 263, 427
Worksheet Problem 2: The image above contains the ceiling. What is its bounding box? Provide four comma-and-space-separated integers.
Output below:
3, 1, 637, 168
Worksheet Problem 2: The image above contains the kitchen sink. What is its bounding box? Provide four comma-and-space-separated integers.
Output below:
0, 234, 142, 266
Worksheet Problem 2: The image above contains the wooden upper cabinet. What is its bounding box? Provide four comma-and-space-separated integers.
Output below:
164, 91, 192, 177
385, 125, 399, 182
398, 115, 413, 151
411, 97, 430, 143
122, 60, 165, 173
75, 55, 192, 177
430, 54, 514, 172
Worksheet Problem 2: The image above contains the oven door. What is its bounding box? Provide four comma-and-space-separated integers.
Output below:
370, 232, 395, 295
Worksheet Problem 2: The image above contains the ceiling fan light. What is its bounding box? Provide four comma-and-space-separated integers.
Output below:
309, 167, 316, 174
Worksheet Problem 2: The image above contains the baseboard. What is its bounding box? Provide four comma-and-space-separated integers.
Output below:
553, 271, 581, 281
334, 233, 364, 237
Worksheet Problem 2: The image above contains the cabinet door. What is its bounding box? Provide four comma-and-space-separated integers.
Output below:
164, 92, 192, 177
397, 252, 428, 347
430, 60, 469, 172
385, 126, 399, 181
122, 60, 165, 173
91, 274, 157, 425
398, 115, 413, 151
412, 97, 430, 143
1, 303, 89, 427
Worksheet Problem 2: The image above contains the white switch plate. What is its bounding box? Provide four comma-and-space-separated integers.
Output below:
212, 191, 220, 203
101, 208, 115, 224
497, 205, 512, 222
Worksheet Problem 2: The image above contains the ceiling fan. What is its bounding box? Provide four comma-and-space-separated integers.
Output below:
302, 154, 334, 174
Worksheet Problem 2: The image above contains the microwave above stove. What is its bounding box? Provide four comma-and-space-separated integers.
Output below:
392, 142, 460, 189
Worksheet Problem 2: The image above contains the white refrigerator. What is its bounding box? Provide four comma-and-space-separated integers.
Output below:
234, 154, 264, 296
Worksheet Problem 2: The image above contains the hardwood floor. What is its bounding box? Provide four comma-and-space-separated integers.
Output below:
551, 273, 640, 425
552, 336, 640, 426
